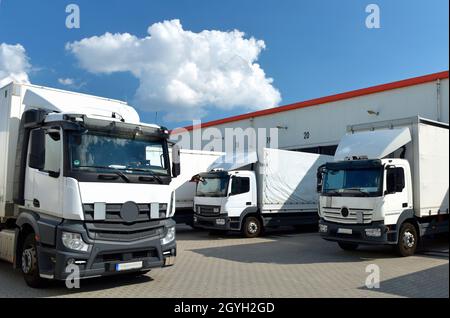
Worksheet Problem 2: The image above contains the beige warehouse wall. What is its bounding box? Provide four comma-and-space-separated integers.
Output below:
172, 78, 449, 152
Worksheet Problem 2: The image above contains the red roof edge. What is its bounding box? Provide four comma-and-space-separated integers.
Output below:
174, 71, 449, 133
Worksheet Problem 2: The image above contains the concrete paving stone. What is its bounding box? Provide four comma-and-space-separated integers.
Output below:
0, 226, 447, 298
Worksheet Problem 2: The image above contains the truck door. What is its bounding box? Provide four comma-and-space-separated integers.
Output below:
383, 165, 410, 222
226, 175, 254, 217
24, 128, 63, 216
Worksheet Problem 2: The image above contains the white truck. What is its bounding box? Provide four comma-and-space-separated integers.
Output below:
169, 149, 224, 227
193, 148, 332, 237
0, 82, 179, 287
318, 116, 449, 256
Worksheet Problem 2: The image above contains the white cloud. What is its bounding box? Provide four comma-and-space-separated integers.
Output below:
57, 77, 86, 89
66, 19, 281, 122
58, 78, 75, 86
0, 43, 31, 87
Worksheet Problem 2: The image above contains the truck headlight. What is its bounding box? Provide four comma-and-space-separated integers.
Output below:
365, 228, 382, 237
62, 232, 90, 252
319, 224, 328, 233
161, 226, 176, 245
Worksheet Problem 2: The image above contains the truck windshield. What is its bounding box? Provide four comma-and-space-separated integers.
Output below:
196, 176, 230, 197
68, 132, 169, 176
322, 168, 382, 197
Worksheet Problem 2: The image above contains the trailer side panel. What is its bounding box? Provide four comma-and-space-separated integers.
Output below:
416, 122, 449, 217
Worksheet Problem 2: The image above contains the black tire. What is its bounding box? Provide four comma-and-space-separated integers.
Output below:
242, 216, 263, 238
21, 233, 47, 288
396, 222, 418, 257
337, 242, 359, 251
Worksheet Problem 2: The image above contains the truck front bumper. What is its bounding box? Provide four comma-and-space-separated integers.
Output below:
193, 214, 240, 231
37, 219, 177, 281
318, 219, 396, 245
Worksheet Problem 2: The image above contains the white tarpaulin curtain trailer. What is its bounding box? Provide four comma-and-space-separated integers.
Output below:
259, 148, 332, 212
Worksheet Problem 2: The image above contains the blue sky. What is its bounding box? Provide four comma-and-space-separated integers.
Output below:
0, 0, 448, 128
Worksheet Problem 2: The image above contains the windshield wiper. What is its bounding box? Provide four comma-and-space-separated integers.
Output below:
324, 190, 342, 196
77, 165, 131, 183
343, 188, 370, 196
124, 168, 164, 184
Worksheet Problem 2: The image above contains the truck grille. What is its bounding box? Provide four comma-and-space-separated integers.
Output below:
83, 203, 167, 242
197, 205, 220, 217
83, 203, 167, 223
322, 207, 373, 224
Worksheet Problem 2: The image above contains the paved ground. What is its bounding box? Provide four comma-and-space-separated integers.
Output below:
0, 226, 448, 298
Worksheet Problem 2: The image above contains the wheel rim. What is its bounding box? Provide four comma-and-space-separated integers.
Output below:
248, 221, 258, 234
22, 248, 34, 274
402, 230, 415, 249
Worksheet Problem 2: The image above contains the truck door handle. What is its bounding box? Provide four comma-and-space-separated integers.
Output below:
246, 202, 252, 206
33, 199, 40, 208
402, 203, 408, 208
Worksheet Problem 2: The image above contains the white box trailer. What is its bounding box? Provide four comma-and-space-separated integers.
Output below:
169, 149, 224, 226
193, 148, 332, 237
0, 82, 179, 287
318, 116, 449, 256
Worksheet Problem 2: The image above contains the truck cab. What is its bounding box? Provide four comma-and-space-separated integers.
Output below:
193, 170, 259, 237
318, 158, 413, 247
16, 110, 178, 286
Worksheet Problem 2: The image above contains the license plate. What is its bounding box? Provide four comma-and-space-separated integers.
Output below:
115, 261, 143, 272
337, 228, 353, 235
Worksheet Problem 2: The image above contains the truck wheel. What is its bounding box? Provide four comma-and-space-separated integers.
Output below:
338, 242, 359, 251
396, 222, 418, 257
242, 216, 262, 238
21, 233, 47, 288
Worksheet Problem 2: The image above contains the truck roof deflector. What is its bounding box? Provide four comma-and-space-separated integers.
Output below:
208, 151, 258, 172
334, 127, 412, 161
21, 86, 141, 123
23, 89, 57, 112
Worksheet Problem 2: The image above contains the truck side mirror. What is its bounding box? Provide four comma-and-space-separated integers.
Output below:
190, 174, 203, 183
228, 176, 237, 196
47, 128, 61, 141
171, 144, 181, 178
29, 129, 46, 170
386, 169, 396, 194
316, 165, 326, 193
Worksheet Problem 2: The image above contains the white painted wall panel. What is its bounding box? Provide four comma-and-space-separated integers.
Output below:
173, 78, 449, 155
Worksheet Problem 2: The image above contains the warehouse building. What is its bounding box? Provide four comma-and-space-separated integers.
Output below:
171, 71, 449, 155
